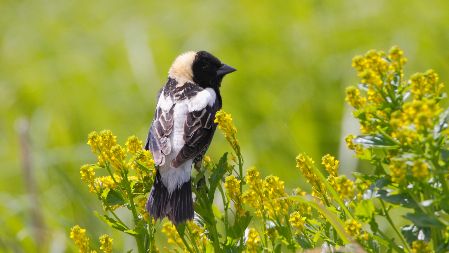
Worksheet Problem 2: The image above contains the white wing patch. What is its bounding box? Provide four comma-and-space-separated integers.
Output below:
156, 92, 173, 111
187, 88, 216, 112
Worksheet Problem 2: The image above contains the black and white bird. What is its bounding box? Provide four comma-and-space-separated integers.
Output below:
145, 51, 236, 224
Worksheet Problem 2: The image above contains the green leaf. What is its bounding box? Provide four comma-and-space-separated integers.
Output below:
401, 225, 431, 244
369, 217, 379, 233
208, 153, 228, 201
441, 149, 449, 163
175, 222, 186, 237
228, 211, 252, 239
124, 229, 139, 235
354, 134, 398, 148
377, 191, 417, 208
102, 188, 126, 206
354, 200, 375, 220
404, 212, 445, 228
95, 212, 128, 232
434, 108, 449, 136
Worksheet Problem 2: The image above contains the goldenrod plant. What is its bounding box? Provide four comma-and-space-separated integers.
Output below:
71, 47, 449, 252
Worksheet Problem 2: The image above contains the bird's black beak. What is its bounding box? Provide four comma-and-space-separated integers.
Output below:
217, 64, 236, 77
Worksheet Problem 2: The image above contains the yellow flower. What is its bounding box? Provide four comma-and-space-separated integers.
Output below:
161, 221, 209, 251
329, 175, 355, 200
410, 70, 444, 100
242, 168, 290, 219
70, 225, 90, 253
202, 155, 214, 171
360, 69, 382, 88
125, 135, 143, 155
345, 86, 366, 109
352, 55, 367, 72
289, 211, 306, 233
263, 176, 290, 218
214, 110, 239, 152
224, 175, 241, 201
80, 164, 96, 192
110, 144, 126, 169
322, 154, 339, 177
186, 221, 209, 250
411, 240, 432, 253
389, 159, 407, 184
94, 175, 121, 191
245, 228, 261, 253
161, 222, 184, 247
358, 231, 369, 241
135, 196, 150, 221
344, 219, 362, 237
86, 130, 118, 167
412, 160, 429, 179
296, 154, 329, 202
388, 46, 407, 67
130, 150, 155, 177
99, 235, 113, 253
87, 131, 101, 154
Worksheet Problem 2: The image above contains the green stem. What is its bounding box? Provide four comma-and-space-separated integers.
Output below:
379, 200, 411, 252
377, 229, 406, 253
186, 225, 201, 253
123, 171, 145, 253
177, 227, 195, 253
108, 209, 129, 230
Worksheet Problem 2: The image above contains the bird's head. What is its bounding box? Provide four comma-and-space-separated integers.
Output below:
168, 51, 236, 89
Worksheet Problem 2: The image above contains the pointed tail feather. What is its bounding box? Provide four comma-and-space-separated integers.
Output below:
146, 171, 194, 224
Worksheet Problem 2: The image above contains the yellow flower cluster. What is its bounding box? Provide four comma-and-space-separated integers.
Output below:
329, 175, 355, 200
346, 47, 411, 136
242, 168, 290, 219
224, 175, 241, 202
109, 144, 126, 169
94, 175, 120, 191
296, 154, 328, 202
345, 86, 366, 110
412, 160, 430, 179
214, 110, 239, 153
344, 219, 362, 237
162, 222, 183, 248
245, 228, 261, 253
410, 70, 444, 100
186, 221, 209, 250
129, 149, 155, 178
99, 234, 113, 253
322, 154, 339, 177
345, 135, 364, 156
125, 135, 143, 154
70, 225, 90, 253
161, 221, 209, 252
80, 165, 96, 192
87, 130, 118, 167
411, 240, 432, 253
289, 211, 306, 233
135, 196, 151, 221
389, 159, 406, 184
201, 155, 214, 171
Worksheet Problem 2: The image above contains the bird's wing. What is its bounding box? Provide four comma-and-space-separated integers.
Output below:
145, 90, 175, 166
172, 90, 220, 168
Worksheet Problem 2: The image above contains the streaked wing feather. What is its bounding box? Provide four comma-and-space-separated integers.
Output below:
172, 102, 219, 167
145, 104, 175, 166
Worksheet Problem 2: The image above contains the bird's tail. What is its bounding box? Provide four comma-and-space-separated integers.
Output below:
146, 170, 194, 224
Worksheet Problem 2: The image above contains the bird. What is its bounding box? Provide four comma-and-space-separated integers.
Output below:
145, 51, 236, 224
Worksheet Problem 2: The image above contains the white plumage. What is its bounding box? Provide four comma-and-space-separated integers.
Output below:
156, 87, 217, 193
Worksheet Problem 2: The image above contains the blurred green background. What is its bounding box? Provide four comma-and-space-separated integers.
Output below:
1, 0, 449, 251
